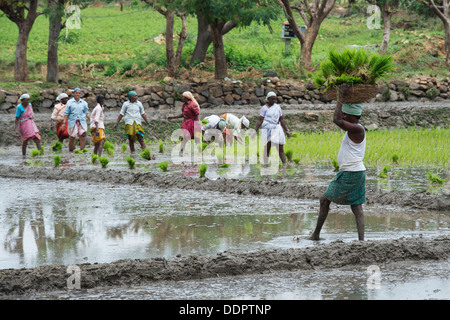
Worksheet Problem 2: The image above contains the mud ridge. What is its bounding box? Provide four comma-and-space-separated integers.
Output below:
0, 236, 448, 296
0, 164, 448, 211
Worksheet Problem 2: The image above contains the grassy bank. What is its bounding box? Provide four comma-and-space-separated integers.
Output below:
0, 3, 448, 88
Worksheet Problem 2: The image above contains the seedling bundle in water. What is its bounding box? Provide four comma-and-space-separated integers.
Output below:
103, 141, 115, 156
126, 157, 135, 169
98, 156, 109, 168
30, 149, 41, 157
199, 164, 208, 178
158, 161, 168, 172
140, 148, 152, 160
52, 141, 63, 152
54, 155, 61, 167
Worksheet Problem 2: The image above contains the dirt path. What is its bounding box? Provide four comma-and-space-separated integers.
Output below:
1, 236, 448, 296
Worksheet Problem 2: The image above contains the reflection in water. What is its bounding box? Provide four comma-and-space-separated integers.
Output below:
0, 177, 449, 270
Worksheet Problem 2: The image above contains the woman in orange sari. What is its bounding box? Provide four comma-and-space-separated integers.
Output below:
168, 91, 201, 154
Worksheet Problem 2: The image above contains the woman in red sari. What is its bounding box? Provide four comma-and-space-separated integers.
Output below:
168, 91, 201, 154
15, 94, 42, 156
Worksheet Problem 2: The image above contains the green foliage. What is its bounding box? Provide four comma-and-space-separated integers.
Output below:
91, 153, 98, 164
158, 161, 169, 172
52, 141, 63, 152
126, 156, 136, 169
426, 86, 439, 100
54, 155, 61, 167
159, 141, 164, 153
121, 142, 127, 153
313, 48, 394, 90
30, 149, 41, 157
378, 165, 390, 178
103, 141, 115, 156
293, 157, 300, 164
219, 163, 229, 168
140, 147, 152, 160
427, 172, 445, 185
98, 156, 109, 168
199, 163, 207, 178
392, 153, 399, 164
285, 149, 293, 162
331, 159, 339, 172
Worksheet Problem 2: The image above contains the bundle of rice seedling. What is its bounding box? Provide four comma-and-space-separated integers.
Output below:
126, 157, 136, 169
30, 149, 41, 157
103, 141, 115, 156
98, 156, 109, 168
91, 154, 98, 164
140, 147, 152, 160
158, 161, 168, 172
314, 48, 393, 103
52, 141, 63, 152
199, 163, 207, 178
54, 155, 61, 167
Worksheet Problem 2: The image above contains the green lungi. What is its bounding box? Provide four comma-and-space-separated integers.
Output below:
324, 171, 366, 205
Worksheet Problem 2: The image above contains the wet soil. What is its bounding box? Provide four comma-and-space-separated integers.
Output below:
0, 236, 448, 296
0, 102, 449, 297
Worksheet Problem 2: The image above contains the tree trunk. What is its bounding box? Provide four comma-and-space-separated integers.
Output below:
165, 11, 177, 77
191, 13, 212, 64
300, 24, 320, 71
15, 23, 33, 82
210, 20, 227, 79
379, 2, 392, 55
445, 20, 450, 67
191, 13, 237, 65
47, 0, 63, 83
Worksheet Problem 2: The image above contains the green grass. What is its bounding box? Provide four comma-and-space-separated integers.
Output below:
0, 4, 447, 84
285, 127, 450, 167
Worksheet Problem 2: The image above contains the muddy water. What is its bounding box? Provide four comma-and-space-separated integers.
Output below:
11, 259, 449, 300
1, 177, 449, 271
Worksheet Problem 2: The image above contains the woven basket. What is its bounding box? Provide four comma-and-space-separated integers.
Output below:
324, 84, 379, 103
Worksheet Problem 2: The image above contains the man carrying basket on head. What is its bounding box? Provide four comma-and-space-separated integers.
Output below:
310, 85, 366, 241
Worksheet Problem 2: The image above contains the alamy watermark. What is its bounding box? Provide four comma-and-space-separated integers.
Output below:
367, 5, 381, 30
366, 265, 381, 289
67, 265, 81, 290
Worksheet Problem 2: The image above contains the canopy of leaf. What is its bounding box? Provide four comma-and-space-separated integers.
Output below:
180, 0, 281, 29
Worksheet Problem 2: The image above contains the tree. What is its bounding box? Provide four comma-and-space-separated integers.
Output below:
425, 0, 450, 66
0, 0, 43, 81
143, 0, 187, 77
190, 13, 236, 64
185, 0, 280, 79
366, 0, 399, 55
278, 0, 336, 71
46, 0, 65, 83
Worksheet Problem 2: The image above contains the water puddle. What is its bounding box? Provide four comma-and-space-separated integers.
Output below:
0, 177, 448, 270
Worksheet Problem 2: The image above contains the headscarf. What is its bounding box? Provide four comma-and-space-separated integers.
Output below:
56, 93, 68, 102
218, 118, 226, 131
182, 91, 199, 108
266, 91, 277, 102
127, 91, 137, 99
20, 93, 30, 100
73, 88, 81, 93
240, 116, 249, 128
342, 103, 364, 116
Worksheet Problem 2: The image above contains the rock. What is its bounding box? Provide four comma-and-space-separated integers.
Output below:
135, 88, 146, 96
42, 99, 53, 109
165, 97, 174, 105
209, 86, 223, 98
263, 70, 277, 77
6, 95, 18, 104
409, 83, 421, 90
224, 94, 234, 105
233, 87, 243, 95
105, 99, 117, 108
410, 90, 425, 97
389, 90, 398, 102
304, 112, 319, 121
366, 123, 378, 131
0, 102, 12, 111
254, 87, 265, 97
174, 101, 183, 109
379, 112, 390, 119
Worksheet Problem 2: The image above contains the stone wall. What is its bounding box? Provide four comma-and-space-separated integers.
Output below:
1, 76, 449, 113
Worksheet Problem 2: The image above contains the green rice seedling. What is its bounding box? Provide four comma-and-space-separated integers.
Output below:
126, 156, 136, 169
159, 141, 164, 153
103, 141, 115, 156
54, 155, 61, 167
140, 147, 152, 160
81, 148, 89, 153
331, 159, 339, 172
158, 161, 169, 172
52, 141, 63, 152
74, 149, 81, 154
285, 149, 294, 161
121, 143, 127, 153
30, 149, 41, 157
392, 153, 399, 164
199, 163, 208, 178
219, 163, 229, 168
293, 157, 301, 164
91, 154, 98, 164
378, 165, 390, 178
98, 156, 109, 168
427, 172, 445, 185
